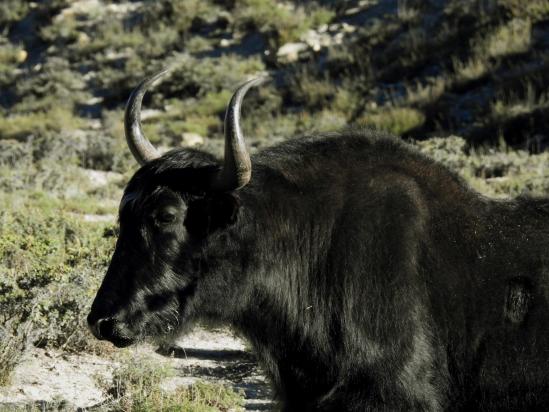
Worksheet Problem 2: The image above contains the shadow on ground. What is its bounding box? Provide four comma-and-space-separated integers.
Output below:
158, 337, 273, 412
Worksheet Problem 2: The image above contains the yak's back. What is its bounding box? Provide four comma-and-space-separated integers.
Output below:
251, 129, 480, 213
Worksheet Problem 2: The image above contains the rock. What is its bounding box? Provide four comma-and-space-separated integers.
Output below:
105, 1, 142, 14
341, 22, 357, 33
276, 42, 308, 63
77, 32, 90, 46
303, 29, 333, 51
277, 23, 357, 64
16, 49, 27, 63
81, 213, 116, 223
220, 38, 235, 48
84, 96, 103, 105
82, 169, 123, 190
55, 0, 141, 22
104, 49, 132, 61
344, 7, 363, 16
140, 109, 164, 121
182, 132, 204, 147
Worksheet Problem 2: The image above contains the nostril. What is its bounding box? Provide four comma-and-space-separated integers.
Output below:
97, 318, 116, 341
88, 317, 134, 347
88, 317, 113, 340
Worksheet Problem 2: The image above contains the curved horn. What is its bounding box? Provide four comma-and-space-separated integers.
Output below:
125, 70, 168, 165
210, 77, 266, 191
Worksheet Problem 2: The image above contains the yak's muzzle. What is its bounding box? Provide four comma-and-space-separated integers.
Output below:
87, 314, 135, 348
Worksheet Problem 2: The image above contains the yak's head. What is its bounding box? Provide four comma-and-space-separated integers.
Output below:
87, 71, 263, 347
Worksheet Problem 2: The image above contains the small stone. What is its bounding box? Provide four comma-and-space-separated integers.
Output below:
276, 42, 308, 63
77, 32, 90, 46
16, 50, 27, 63
220, 38, 232, 47
182, 133, 204, 147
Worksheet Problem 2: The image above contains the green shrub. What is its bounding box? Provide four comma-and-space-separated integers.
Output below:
141, 0, 222, 35
167, 55, 265, 97
0, 190, 116, 352
0, 316, 32, 386
414, 136, 549, 198
0, 106, 83, 140
358, 107, 426, 136
233, 0, 334, 44
0, 0, 29, 28
287, 71, 336, 111
80, 19, 148, 54
0, 41, 26, 71
480, 18, 532, 58
40, 13, 80, 45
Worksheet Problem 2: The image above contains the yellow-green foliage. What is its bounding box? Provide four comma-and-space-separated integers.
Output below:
501, 0, 549, 21
491, 83, 548, 121
169, 55, 266, 95
0, 316, 32, 386
404, 77, 447, 106
452, 57, 491, 83
104, 355, 246, 411
481, 18, 532, 58
0, 0, 29, 26
40, 14, 80, 44
289, 72, 336, 110
415, 136, 549, 198
0, 190, 116, 350
86, 20, 149, 53
359, 107, 426, 136
0, 106, 83, 139
234, 0, 333, 44
152, 0, 221, 34
0, 42, 26, 68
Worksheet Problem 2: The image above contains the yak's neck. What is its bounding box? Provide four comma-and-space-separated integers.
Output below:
230, 185, 341, 360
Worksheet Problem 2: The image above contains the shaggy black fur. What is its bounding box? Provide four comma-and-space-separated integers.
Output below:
88, 130, 549, 411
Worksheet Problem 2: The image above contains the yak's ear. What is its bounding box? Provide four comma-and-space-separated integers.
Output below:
184, 193, 240, 237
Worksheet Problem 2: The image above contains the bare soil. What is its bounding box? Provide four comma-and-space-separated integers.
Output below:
0, 327, 272, 411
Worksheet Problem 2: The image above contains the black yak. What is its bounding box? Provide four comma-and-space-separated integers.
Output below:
88, 71, 549, 411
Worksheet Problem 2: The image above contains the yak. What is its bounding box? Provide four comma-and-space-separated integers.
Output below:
87, 71, 549, 411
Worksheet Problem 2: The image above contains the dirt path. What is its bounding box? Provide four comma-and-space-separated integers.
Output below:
0, 327, 272, 411
160, 328, 272, 411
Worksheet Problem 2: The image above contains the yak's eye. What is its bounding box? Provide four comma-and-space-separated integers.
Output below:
156, 210, 177, 224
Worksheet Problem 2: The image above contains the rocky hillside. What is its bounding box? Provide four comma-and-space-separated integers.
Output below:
1, 0, 548, 166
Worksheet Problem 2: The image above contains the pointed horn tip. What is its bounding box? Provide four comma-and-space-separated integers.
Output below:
136, 69, 171, 93
226, 76, 269, 111
149, 68, 171, 82
125, 69, 171, 114
124, 70, 170, 166
234, 76, 269, 93
213, 76, 266, 192
246, 75, 269, 87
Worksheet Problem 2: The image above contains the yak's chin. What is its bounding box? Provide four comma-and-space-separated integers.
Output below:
145, 321, 194, 347
109, 335, 136, 348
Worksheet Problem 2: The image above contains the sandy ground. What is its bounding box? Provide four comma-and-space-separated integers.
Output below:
0, 327, 272, 411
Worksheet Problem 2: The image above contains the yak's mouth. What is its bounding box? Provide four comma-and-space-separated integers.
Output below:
94, 317, 136, 348
110, 335, 135, 348
89, 282, 197, 348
